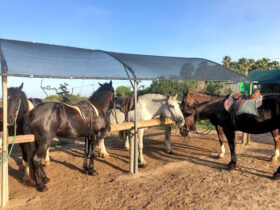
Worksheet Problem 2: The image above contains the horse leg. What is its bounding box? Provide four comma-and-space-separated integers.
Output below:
31, 139, 51, 192
272, 166, 280, 180
164, 124, 173, 154
271, 129, 280, 161
216, 126, 226, 159
120, 131, 130, 150
223, 129, 237, 170
88, 137, 98, 176
99, 138, 110, 158
83, 137, 90, 171
125, 132, 130, 151
138, 129, 147, 167
44, 148, 50, 166
18, 143, 30, 182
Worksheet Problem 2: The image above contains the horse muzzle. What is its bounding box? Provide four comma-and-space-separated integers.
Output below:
180, 127, 189, 137
175, 118, 185, 129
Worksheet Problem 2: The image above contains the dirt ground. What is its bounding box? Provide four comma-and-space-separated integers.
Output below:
3, 128, 280, 210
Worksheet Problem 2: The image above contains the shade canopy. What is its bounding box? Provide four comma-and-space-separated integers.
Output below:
1, 38, 248, 81
248, 69, 280, 84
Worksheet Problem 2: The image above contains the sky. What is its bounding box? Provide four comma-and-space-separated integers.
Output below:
1, 0, 280, 97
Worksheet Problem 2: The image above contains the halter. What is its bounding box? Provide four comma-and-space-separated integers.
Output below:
166, 98, 178, 124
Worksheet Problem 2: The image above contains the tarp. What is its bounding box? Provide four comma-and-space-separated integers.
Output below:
248, 69, 280, 84
0, 38, 248, 81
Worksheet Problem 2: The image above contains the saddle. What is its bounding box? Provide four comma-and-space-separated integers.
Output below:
62, 99, 99, 136
224, 90, 262, 116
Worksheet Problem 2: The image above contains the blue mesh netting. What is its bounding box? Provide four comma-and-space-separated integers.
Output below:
0, 38, 248, 81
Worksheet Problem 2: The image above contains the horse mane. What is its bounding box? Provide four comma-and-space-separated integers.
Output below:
8, 87, 29, 112
187, 96, 225, 111
88, 82, 114, 108
189, 91, 223, 97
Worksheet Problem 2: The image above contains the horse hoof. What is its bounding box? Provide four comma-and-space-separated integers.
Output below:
271, 157, 278, 162
272, 172, 280, 180
100, 153, 110, 159
139, 163, 147, 168
218, 155, 224, 160
43, 177, 50, 184
88, 170, 98, 176
227, 162, 236, 170
166, 150, 174, 155
45, 161, 51, 166
36, 184, 48, 192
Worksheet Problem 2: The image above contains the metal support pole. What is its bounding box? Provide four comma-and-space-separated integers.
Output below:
133, 80, 138, 173
1, 74, 8, 206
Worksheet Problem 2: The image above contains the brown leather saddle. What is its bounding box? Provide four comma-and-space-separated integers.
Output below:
224, 90, 262, 114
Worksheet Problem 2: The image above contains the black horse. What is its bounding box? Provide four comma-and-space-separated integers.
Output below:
5, 84, 31, 163
181, 94, 280, 179
5, 83, 44, 181
24, 81, 114, 192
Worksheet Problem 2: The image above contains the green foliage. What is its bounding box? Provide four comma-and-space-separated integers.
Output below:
42, 94, 87, 102
139, 80, 198, 100
222, 56, 280, 75
56, 83, 70, 97
116, 86, 132, 97
42, 95, 61, 102
206, 81, 225, 95
222, 56, 280, 93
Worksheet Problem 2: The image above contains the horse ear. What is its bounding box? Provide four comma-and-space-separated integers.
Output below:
18, 83, 24, 90
110, 80, 112, 85
185, 90, 189, 95
98, 82, 102, 86
174, 94, 178, 100
166, 93, 170, 99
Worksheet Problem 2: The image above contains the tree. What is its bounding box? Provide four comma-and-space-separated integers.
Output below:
116, 86, 132, 97
223, 56, 232, 68
139, 80, 198, 100
56, 83, 70, 97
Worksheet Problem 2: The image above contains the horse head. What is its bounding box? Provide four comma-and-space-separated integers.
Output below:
164, 94, 185, 128
179, 109, 196, 137
7, 83, 28, 126
180, 90, 196, 113
91, 81, 115, 111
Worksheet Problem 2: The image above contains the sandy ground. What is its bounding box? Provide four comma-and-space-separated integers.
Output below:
3, 128, 280, 210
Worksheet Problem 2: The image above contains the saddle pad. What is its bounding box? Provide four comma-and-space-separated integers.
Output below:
63, 103, 85, 119
235, 96, 263, 116
28, 100, 35, 111
63, 102, 99, 119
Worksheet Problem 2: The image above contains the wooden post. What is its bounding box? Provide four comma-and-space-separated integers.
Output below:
133, 80, 138, 173
1, 74, 8, 206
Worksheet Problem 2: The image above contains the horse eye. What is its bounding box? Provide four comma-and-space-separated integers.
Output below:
169, 105, 174, 108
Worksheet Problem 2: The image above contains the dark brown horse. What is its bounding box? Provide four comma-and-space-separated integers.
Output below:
181, 94, 280, 179
180, 90, 280, 161
180, 90, 226, 158
24, 81, 114, 192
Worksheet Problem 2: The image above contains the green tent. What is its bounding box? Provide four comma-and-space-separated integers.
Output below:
248, 69, 280, 84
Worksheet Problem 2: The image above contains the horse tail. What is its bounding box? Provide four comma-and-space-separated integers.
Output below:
23, 113, 37, 183
23, 113, 32, 135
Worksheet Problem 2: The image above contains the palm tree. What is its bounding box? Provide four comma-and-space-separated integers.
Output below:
222, 56, 232, 68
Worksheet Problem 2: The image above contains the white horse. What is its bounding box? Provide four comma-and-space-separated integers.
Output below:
99, 94, 185, 167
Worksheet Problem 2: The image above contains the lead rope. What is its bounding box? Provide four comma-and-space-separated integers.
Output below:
0, 98, 21, 167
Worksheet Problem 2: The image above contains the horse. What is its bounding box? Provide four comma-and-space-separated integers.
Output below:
5, 83, 50, 182
180, 94, 280, 179
180, 90, 227, 158
180, 91, 280, 161
99, 94, 185, 167
23, 81, 114, 192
